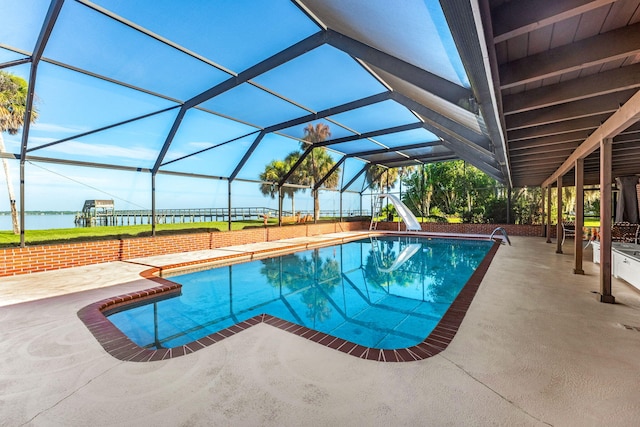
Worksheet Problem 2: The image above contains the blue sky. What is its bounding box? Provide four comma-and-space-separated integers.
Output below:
0, 0, 468, 216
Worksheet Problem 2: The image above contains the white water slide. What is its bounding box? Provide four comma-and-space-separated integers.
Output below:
378, 194, 422, 231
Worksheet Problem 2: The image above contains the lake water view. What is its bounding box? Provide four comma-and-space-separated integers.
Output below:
0, 213, 79, 231
0, 212, 220, 231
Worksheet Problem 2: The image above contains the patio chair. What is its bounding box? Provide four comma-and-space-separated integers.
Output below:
561, 221, 576, 245
612, 222, 640, 243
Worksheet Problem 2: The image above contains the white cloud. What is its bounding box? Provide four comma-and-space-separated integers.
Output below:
187, 141, 214, 149
43, 140, 159, 161
31, 122, 88, 134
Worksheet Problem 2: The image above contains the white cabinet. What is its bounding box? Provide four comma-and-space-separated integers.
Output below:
592, 241, 600, 264
591, 241, 640, 291
613, 250, 640, 291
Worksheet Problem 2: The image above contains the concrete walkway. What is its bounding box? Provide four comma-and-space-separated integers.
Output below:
1, 234, 639, 426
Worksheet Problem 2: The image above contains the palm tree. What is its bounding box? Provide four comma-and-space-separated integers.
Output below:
0, 71, 36, 235
398, 166, 415, 199
259, 151, 300, 215
365, 165, 400, 221
365, 164, 399, 193
400, 163, 441, 218
258, 124, 339, 221
298, 123, 339, 220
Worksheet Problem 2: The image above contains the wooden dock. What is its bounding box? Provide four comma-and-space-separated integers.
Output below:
74, 201, 367, 227
74, 207, 283, 227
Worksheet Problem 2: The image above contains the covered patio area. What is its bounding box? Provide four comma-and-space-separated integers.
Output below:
1, 234, 639, 425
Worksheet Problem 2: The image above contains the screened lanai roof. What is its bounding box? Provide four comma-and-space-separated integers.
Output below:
0, 0, 510, 195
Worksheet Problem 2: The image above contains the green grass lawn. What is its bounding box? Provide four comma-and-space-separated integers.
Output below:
0, 217, 370, 247
0, 220, 268, 247
1, 217, 603, 247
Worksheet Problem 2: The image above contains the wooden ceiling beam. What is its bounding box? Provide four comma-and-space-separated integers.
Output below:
542, 89, 640, 187
512, 173, 557, 179
499, 22, 640, 89
510, 143, 579, 156
510, 146, 578, 158
512, 170, 558, 176
612, 168, 640, 176
505, 89, 637, 131
613, 155, 640, 165
509, 123, 640, 150
508, 131, 589, 150
510, 155, 575, 166
575, 158, 640, 170
613, 140, 640, 150
491, 0, 617, 43
507, 114, 608, 142
503, 63, 640, 115
514, 162, 564, 172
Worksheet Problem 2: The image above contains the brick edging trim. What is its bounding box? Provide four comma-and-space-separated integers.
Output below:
78, 239, 501, 362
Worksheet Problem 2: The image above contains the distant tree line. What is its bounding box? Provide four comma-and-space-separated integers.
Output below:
397, 161, 544, 224
365, 161, 548, 225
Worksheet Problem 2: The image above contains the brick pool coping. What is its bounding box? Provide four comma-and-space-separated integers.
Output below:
78, 235, 501, 362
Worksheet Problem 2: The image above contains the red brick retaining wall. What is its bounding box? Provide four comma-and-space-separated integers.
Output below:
1, 222, 548, 277
0, 222, 364, 277
375, 222, 547, 237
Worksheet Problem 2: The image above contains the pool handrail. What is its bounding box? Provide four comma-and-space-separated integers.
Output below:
490, 227, 511, 245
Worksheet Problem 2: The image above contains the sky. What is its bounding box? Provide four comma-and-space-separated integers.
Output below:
0, 0, 468, 214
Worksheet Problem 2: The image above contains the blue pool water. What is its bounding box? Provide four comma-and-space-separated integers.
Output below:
108, 236, 493, 350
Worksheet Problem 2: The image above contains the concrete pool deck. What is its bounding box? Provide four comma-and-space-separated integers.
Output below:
1, 233, 640, 426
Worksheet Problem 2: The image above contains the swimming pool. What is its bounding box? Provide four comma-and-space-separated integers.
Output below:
94, 235, 498, 361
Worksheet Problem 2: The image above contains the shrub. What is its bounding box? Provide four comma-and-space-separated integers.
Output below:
461, 207, 486, 224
